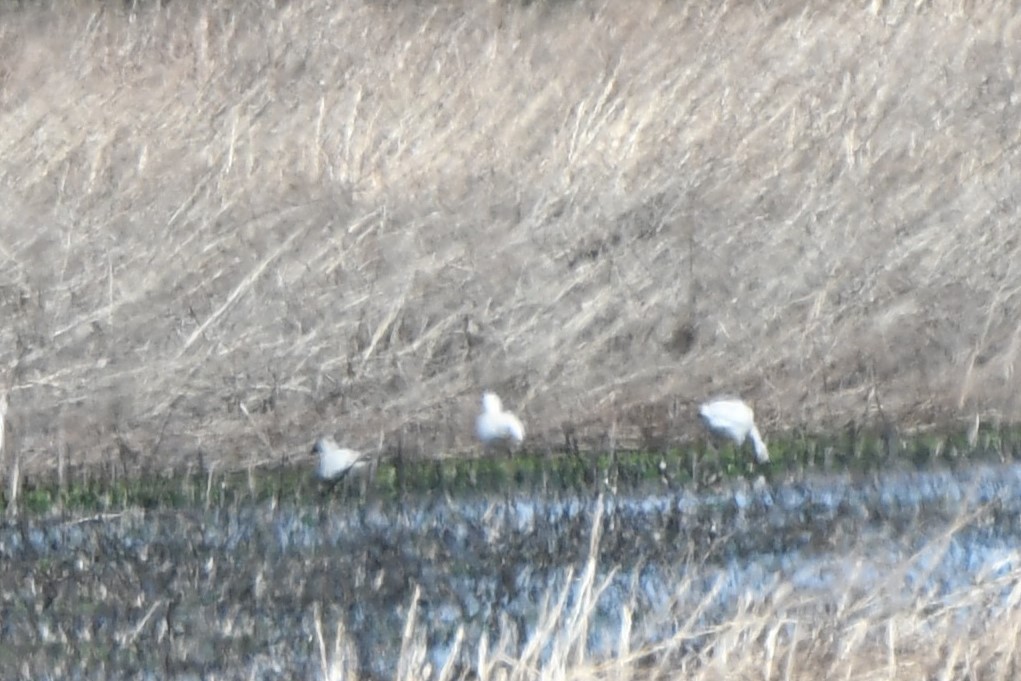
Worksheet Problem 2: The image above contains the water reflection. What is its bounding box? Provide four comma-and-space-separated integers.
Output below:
1, 462, 1020, 678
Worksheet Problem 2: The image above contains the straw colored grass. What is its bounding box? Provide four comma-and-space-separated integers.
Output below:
0, 0, 1019, 472
308, 498, 1021, 681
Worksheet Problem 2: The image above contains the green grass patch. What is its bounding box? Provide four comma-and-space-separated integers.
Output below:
6, 423, 1021, 515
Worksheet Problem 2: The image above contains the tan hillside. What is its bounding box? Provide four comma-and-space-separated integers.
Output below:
0, 0, 1018, 472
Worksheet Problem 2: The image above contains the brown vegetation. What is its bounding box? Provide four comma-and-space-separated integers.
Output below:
0, 0, 1019, 472
313, 496, 1021, 680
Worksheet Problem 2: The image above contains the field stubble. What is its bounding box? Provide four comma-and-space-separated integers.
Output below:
0, 0, 1018, 474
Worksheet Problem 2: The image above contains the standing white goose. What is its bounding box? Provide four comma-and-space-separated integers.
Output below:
312, 437, 367, 491
475, 392, 525, 449
698, 397, 769, 463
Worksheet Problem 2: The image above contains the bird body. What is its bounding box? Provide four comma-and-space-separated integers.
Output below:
476, 392, 525, 447
698, 398, 769, 463
313, 437, 366, 483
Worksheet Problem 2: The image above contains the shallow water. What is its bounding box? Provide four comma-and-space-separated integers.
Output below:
1, 462, 1020, 679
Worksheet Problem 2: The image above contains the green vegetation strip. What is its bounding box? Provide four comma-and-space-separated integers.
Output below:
8, 424, 1021, 515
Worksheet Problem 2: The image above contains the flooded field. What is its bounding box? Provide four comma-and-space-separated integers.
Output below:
2, 461, 1021, 679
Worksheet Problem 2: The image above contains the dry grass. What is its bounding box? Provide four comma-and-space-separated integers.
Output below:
0, 0, 1020, 472
306, 498, 1021, 681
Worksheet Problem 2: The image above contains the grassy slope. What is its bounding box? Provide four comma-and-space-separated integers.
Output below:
0, 0, 1018, 474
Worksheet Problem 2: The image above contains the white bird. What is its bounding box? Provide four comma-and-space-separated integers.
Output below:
312, 437, 367, 490
475, 392, 525, 449
698, 398, 769, 463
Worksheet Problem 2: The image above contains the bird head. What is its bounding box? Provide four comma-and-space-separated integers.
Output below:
311, 437, 338, 456
482, 392, 503, 414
